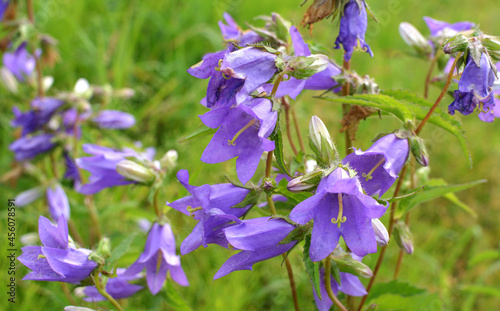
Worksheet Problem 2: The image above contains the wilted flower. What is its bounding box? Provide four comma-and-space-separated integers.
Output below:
289, 167, 387, 260
167, 170, 251, 254
18, 216, 97, 283
214, 217, 297, 279
334, 0, 373, 61
3, 42, 37, 82
124, 222, 188, 295
91, 110, 136, 129
82, 269, 143, 301
9, 134, 56, 161
314, 268, 367, 311
47, 184, 70, 221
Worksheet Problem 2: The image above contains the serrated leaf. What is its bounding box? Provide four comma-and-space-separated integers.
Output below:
178, 124, 217, 143
303, 235, 322, 299
270, 112, 291, 176
382, 89, 472, 167
378, 186, 424, 204
368, 280, 425, 301
165, 281, 192, 311
330, 259, 342, 286
275, 178, 313, 206
107, 233, 137, 267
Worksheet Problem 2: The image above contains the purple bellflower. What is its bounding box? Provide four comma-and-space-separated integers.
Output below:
314, 267, 367, 311
214, 217, 297, 279
63, 151, 81, 183
18, 216, 97, 283
167, 169, 251, 255
423, 16, 474, 37
12, 97, 64, 136
124, 222, 188, 295
219, 12, 262, 47
334, 0, 373, 61
0, 1, 9, 21
47, 184, 70, 221
200, 97, 277, 184
91, 110, 136, 129
342, 134, 409, 197
289, 167, 387, 260
9, 133, 56, 161
3, 42, 37, 82
82, 269, 143, 302
449, 53, 496, 122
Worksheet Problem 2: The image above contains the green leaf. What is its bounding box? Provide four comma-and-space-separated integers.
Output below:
382, 90, 472, 167
165, 281, 192, 311
370, 292, 443, 311
461, 285, 500, 298
269, 112, 291, 176
319, 93, 416, 124
368, 280, 425, 301
378, 186, 425, 204
232, 189, 262, 208
279, 224, 310, 244
178, 124, 217, 143
303, 235, 322, 299
398, 179, 486, 215
107, 233, 137, 267
275, 178, 313, 206
468, 250, 500, 267
330, 259, 342, 286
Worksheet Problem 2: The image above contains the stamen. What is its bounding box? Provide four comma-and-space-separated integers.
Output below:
228, 119, 258, 146
222, 72, 231, 79
331, 194, 347, 228
156, 251, 163, 274
186, 206, 202, 217
37, 254, 46, 260
214, 59, 223, 72
362, 158, 385, 181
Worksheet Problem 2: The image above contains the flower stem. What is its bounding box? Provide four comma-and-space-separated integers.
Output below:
291, 106, 305, 153
92, 274, 124, 311
342, 58, 352, 155
153, 188, 161, 218
85, 195, 102, 245
415, 52, 462, 135
424, 51, 441, 99
271, 73, 284, 97
325, 255, 348, 311
282, 98, 298, 156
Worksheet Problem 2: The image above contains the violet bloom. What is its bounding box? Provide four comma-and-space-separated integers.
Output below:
314, 268, 367, 311
214, 217, 297, 279
3, 42, 37, 82
82, 269, 143, 302
124, 222, 188, 295
449, 54, 496, 122
167, 170, 251, 255
9, 133, 56, 161
91, 110, 136, 129
12, 97, 64, 136
219, 12, 262, 47
63, 151, 80, 182
334, 0, 373, 61
18, 216, 97, 283
47, 184, 70, 221
423, 16, 474, 37
342, 134, 409, 197
289, 167, 387, 260
76, 144, 148, 195
200, 97, 277, 184
0, 1, 9, 21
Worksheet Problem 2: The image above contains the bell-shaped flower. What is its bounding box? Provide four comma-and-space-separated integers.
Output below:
289, 167, 387, 260
219, 12, 262, 47
9, 133, 56, 161
91, 110, 136, 129
342, 134, 409, 197
124, 222, 188, 295
18, 216, 97, 283
334, 0, 373, 61
200, 97, 277, 184
3, 42, 37, 82
0, 1, 9, 22
47, 183, 70, 221
449, 53, 496, 122
423, 16, 474, 37
81, 269, 143, 302
12, 97, 64, 136
167, 170, 251, 255
214, 217, 297, 279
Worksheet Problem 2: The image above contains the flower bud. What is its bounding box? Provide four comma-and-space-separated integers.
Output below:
15, 187, 44, 207
88, 251, 105, 266
64, 306, 97, 311
96, 237, 111, 259
393, 220, 414, 254
287, 170, 323, 192
116, 160, 155, 183
160, 149, 178, 170
331, 248, 373, 278
73, 78, 92, 99
443, 34, 469, 54
309, 116, 337, 167
399, 22, 432, 57
372, 218, 389, 246
410, 136, 429, 167
287, 54, 330, 79
305, 159, 317, 173
1, 67, 18, 93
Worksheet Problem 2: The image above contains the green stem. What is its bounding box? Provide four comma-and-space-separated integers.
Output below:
424, 51, 441, 99
92, 274, 124, 311
282, 98, 298, 156
153, 189, 161, 218
325, 256, 348, 311
291, 106, 305, 153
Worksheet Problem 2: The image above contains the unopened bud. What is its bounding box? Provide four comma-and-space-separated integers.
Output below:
305, 159, 317, 173
309, 116, 336, 167
443, 34, 469, 54
287, 170, 323, 192
88, 251, 105, 266
410, 136, 429, 166
15, 187, 44, 207
331, 248, 373, 278
372, 218, 389, 246
399, 22, 432, 56
1, 67, 18, 93
160, 150, 178, 170
96, 237, 111, 259
43, 76, 54, 92
116, 160, 155, 183
74, 78, 92, 99
287, 54, 329, 79
393, 220, 414, 254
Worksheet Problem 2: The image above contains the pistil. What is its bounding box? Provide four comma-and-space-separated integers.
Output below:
332, 193, 347, 228
362, 158, 385, 181
228, 119, 258, 146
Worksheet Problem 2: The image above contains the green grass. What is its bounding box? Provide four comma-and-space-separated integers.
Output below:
1, 0, 500, 310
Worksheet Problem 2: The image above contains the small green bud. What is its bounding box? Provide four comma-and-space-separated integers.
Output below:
88, 251, 105, 266
287, 54, 330, 79
331, 248, 373, 278
393, 220, 414, 254
399, 22, 432, 57
96, 237, 111, 259
410, 136, 429, 167
160, 150, 178, 170
309, 116, 337, 167
116, 160, 156, 183
443, 34, 469, 54
287, 170, 323, 192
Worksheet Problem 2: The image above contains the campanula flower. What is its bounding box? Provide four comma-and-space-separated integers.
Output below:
91, 110, 136, 129
289, 167, 387, 260
423, 16, 474, 37
200, 97, 277, 184
214, 217, 297, 279
334, 0, 373, 61
12, 97, 64, 136
47, 184, 70, 221
3, 42, 37, 82
82, 269, 143, 302
124, 222, 188, 295
18, 216, 97, 283
342, 134, 409, 197
9, 133, 56, 161
449, 53, 496, 122
167, 169, 251, 255
219, 12, 262, 47
0, 1, 9, 21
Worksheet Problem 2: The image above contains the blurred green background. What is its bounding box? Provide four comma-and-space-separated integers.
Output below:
1, 0, 500, 310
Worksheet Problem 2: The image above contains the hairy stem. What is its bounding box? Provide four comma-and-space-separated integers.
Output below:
92, 274, 124, 311
325, 255, 348, 311
424, 51, 441, 99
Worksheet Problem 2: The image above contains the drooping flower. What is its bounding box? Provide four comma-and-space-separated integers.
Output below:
3, 42, 37, 82
314, 267, 367, 311
12, 97, 64, 136
91, 110, 136, 129
423, 16, 474, 37
289, 167, 387, 260
214, 217, 297, 279
82, 269, 143, 302
47, 184, 70, 221
334, 0, 373, 61
200, 97, 277, 184
9, 133, 56, 161
18, 216, 97, 283
167, 169, 251, 255
124, 222, 188, 295
449, 53, 496, 122
342, 134, 409, 197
